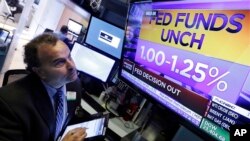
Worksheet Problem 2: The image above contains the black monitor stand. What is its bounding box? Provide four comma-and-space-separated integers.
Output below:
79, 72, 104, 96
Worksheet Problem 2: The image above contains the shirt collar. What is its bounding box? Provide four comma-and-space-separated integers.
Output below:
41, 80, 66, 99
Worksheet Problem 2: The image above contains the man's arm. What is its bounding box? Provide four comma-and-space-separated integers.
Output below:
0, 97, 23, 141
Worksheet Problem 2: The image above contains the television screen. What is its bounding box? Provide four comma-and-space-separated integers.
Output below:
67, 19, 83, 35
71, 42, 115, 82
119, 0, 250, 141
85, 16, 125, 59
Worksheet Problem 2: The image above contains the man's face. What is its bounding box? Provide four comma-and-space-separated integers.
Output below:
34, 40, 77, 88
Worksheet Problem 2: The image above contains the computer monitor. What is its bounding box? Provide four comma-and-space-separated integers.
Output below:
119, 0, 250, 141
0, 28, 9, 43
85, 16, 125, 59
34, 0, 40, 5
71, 42, 116, 82
67, 19, 83, 35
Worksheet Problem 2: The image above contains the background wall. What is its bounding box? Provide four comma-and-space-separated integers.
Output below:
31, 0, 65, 35
56, 6, 89, 31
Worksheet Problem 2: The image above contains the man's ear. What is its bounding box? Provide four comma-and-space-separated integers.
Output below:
32, 67, 46, 79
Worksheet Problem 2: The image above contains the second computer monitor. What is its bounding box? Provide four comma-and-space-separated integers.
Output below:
71, 42, 116, 82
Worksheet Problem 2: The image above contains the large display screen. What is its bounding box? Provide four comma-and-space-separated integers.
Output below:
85, 16, 125, 59
119, 0, 250, 140
71, 42, 115, 82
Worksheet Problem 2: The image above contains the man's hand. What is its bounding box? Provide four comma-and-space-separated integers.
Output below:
62, 127, 87, 141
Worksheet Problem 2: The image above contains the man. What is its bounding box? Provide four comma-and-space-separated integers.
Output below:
0, 33, 87, 141
54, 25, 72, 50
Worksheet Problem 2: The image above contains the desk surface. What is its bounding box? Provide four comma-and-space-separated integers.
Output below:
109, 117, 139, 138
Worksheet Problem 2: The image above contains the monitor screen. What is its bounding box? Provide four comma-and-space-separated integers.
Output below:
119, 0, 250, 141
67, 19, 83, 35
0, 28, 9, 43
34, 0, 40, 5
71, 42, 115, 82
85, 16, 125, 59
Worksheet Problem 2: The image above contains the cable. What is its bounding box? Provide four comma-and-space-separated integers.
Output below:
104, 95, 121, 119
105, 97, 112, 113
